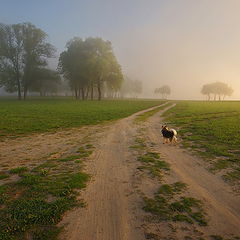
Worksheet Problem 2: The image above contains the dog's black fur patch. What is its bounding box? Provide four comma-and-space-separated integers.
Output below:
161, 126, 174, 139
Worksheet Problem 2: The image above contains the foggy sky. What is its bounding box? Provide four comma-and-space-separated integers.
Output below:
1, 0, 240, 99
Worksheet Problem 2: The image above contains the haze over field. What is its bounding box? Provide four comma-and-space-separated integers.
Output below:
1, 0, 240, 99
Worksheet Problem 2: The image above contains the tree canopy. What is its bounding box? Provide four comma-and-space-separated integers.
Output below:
201, 82, 233, 100
0, 22, 55, 99
120, 76, 142, 98
154, 85, 171, 99
58, 37, 123, 100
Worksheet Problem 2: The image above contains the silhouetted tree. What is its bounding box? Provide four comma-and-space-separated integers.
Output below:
21, 23, 55, 99
201, 82, 233, 101
154, 85, 171, 99
120, 76, 142, 98
29, 68, 61, 96
58, 37, 123, 100
201, 83, 213, 100
0, 22, 55, 99
0, 23, 24, 99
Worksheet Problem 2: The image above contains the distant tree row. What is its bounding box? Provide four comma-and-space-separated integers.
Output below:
201, 82, 233, 101
0, 22, 126, 100
154, 85, 171, 99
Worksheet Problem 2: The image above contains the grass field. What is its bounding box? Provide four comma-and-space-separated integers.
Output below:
164, 101, 240, 182
0, 98, 165, 139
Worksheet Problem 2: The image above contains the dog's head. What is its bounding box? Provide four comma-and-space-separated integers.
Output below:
162, 125, 168, 130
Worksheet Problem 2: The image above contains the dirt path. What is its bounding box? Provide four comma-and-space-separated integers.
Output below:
58, 106, 165, 240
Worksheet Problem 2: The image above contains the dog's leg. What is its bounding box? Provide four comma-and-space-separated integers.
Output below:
172, 136, 178, 144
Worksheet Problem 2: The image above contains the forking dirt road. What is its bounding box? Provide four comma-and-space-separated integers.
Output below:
0, 103, 239, 239
59, 103, 240, 240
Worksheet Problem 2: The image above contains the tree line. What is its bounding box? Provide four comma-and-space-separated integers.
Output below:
154, 82, 234, 101
201, 82, 233, 100
154, 85, 171, 99
0, 22, 139, 100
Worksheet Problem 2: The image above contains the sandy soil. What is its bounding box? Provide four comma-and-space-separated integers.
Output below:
1, 103, 239, 239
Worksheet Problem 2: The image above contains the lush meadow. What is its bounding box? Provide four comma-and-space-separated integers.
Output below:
0, 98, 164, 139
164, 101, 240, 182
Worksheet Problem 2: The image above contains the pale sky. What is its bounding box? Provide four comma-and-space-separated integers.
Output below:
1, 0, 240, 99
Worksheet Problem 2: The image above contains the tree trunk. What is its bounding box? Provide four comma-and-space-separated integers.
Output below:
23, 85, 28, 100
16, 74, 22, 100
81, 88, 85, 100
97, 82, 101, 101
78, 87, 81, 100
85, 87, 89, 100
74, 88, 78, 99
15, 58, 22, 100
91, 84, 94, 100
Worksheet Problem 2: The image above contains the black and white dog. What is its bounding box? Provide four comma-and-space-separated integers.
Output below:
161, 125, 177, 144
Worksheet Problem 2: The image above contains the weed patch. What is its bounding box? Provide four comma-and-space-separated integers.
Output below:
143, 182, 207, 226
0, 152, 90, 240
137, 152, 170, 178
0, 174, 9, 180
9, 167, 28, 174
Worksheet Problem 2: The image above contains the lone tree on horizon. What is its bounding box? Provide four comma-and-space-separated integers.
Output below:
154, 85, 171, 99
201, 82, 233, 101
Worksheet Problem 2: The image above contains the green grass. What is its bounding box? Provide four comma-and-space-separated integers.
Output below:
0, 174, 9, 180
143, 182, 207, 226
164, 101, 240, 181
135, 102, 170, 122
0, 153, 90, 240
0, 98, 164, 138
9, 167, 29, 174
130, 137, 146, 150
137, 152, 170, 178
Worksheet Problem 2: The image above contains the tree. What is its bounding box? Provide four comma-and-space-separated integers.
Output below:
21, 23, 55, 99
84, 37, 121, 100
0, 22, 55, 99
201, 82, 233, 101
0, 23, 24, 99
29, 68, 61, 96
132, 80, 142, 98
105, 57, 124, 98
154, 85, 171, 99
201, 83, 213, 100
120, 76, 142, 98
58, 37, 123, 100
58, 37, 88, 100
